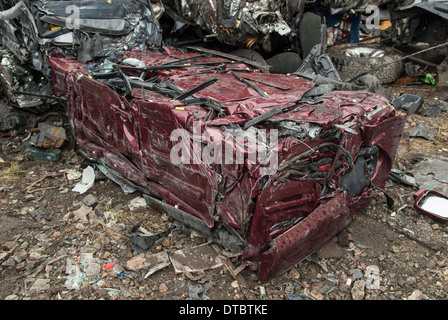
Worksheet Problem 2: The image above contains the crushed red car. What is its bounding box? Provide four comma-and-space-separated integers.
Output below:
49, 47, 405, 282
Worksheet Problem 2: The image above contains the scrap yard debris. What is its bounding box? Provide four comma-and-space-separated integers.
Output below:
1, 0, 448, 301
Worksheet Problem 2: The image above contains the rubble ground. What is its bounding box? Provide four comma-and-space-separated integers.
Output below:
1, 84, 448, 301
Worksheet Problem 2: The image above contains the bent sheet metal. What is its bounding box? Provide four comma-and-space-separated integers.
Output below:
50, 47, 405, 282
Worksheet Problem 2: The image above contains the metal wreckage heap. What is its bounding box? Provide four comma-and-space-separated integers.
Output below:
0, 0, 406, 282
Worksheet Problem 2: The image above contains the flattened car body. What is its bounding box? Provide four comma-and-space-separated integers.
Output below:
50, 48, 405, 282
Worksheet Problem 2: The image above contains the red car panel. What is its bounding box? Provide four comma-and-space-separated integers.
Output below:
49, 47, 405, 282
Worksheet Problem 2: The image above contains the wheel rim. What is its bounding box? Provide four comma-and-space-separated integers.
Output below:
344, 47, 385, 58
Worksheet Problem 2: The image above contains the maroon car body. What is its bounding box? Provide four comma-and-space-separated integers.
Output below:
49, 47, 405, 282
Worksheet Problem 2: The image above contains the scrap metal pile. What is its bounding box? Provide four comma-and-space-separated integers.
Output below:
0, 0, 161, 113
1, 0, 447, 118
5, 0, 446, 281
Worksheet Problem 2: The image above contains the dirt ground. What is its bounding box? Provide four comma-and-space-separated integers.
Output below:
1, 82, 448, 304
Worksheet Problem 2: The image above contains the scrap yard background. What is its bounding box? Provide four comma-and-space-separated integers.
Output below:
1, 0, 448, 301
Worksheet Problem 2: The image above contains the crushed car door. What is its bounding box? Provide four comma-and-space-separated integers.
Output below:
135, 99, 219, 228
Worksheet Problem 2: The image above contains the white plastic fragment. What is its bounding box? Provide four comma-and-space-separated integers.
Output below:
64, 169, 82, 181
72, 166, 95, 194
122, 58, 146, 69
128, 196, 147, 211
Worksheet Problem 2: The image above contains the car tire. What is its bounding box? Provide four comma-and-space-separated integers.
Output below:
266, 52, 303, 74
229, 49, 268, 67
327, 44, 403, 84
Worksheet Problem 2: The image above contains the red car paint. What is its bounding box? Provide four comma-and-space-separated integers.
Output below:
49, 47, 405, 282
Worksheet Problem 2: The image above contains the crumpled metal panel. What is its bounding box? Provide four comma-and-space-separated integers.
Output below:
398, 0, 448, 21
0, 0, 162, 69
49, 47, 405, 282
258, 191, 352, 282
164, 0, 291, 49
0, 0, 163, 114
